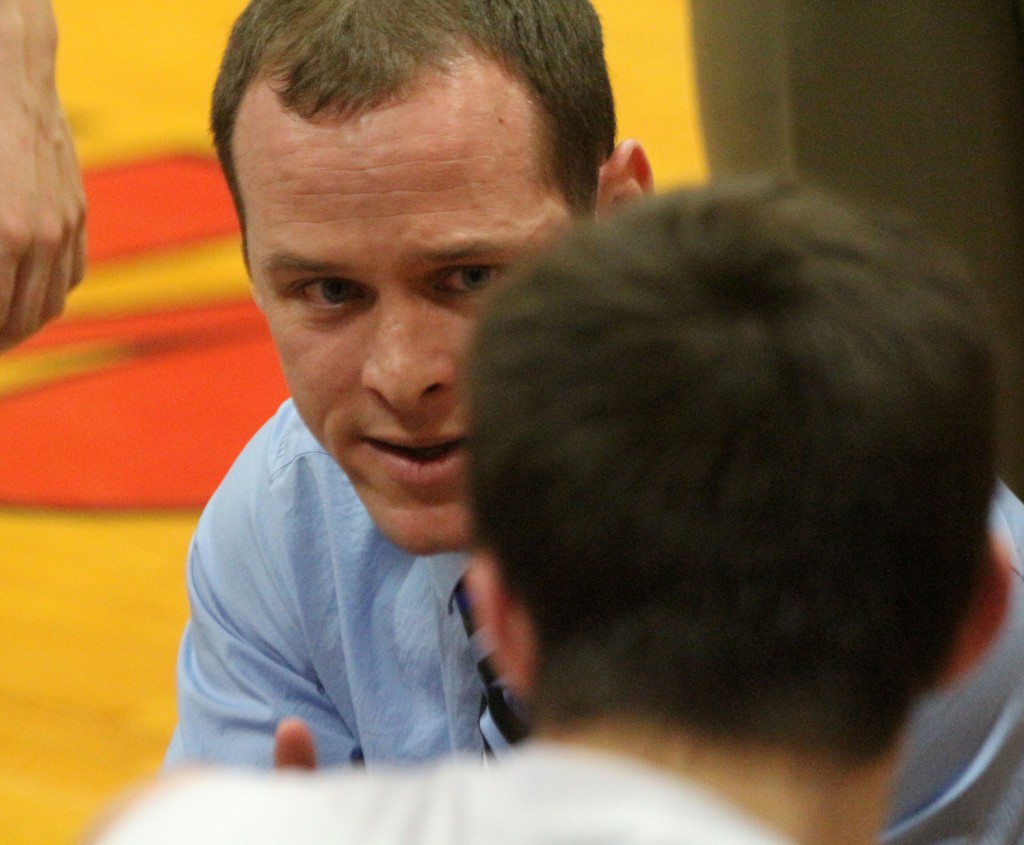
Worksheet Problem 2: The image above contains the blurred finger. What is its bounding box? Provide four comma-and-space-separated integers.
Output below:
70, 217, 87, 292
3, 242, 54, 344
273, 718, 318, 771
0, 249, 18, 352
40, 226, 72, 325
56, 112, 86, 291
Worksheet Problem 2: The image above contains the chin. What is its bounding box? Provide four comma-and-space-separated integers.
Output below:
373, 505, 472, 556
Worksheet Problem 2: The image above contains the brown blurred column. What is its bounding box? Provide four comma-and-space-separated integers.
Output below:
691, 0, 1024, 489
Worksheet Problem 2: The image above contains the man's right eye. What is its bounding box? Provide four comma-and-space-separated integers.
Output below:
305, 279, 359, 306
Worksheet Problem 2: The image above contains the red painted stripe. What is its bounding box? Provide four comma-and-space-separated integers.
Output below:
0, 300, 287, 510
0, 155, 287, 510
83, 154, 240, 263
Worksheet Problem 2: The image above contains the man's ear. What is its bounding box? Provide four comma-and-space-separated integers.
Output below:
464, 550, 538, 699
596, 139, 654, 217
938, 533, 1014, 687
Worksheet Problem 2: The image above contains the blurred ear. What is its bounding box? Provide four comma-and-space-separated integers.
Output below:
938, 533, 1014, 687
596, 139, 654, 217
464, 550, 538, 698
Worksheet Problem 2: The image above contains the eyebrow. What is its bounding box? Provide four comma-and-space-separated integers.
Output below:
419, 240, 506, 264
263, 240, 508, 276
263, 253, 342, 276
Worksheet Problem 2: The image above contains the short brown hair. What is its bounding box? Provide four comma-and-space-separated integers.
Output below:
211, 0, 616, 219
469, 179, 999, 761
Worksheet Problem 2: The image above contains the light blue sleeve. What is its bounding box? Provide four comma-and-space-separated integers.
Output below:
164, 407, 360, 769
883, 481, 1024, 845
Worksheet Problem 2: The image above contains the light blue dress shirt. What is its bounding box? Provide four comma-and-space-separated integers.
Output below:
165, 400, 484, 767
884, 481, 1024, 845
167, 399, 1024, 845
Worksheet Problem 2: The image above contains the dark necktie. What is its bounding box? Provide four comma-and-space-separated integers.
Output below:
451, 577, 530, 752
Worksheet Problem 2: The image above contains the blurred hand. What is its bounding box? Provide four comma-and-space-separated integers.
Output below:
0, 0, 86, 351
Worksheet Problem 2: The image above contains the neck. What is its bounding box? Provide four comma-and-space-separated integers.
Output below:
539, 719, 898, 845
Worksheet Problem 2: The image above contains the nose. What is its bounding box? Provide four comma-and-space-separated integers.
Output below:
362, 297, 458, 418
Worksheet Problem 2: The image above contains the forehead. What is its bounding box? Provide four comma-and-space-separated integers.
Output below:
232, 56, 554, 224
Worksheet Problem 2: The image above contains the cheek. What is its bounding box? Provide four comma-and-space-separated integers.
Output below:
269, 325, 361, 423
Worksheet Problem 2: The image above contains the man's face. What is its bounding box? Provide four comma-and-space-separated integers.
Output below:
233, 57, 573, 554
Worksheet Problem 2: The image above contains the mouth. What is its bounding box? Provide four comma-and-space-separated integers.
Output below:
366, 438, 465, 463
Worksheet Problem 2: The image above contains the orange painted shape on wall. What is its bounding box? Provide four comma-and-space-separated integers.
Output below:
0, 154, 287, 510
84, 155, 240, 263
0, 301, 287, 510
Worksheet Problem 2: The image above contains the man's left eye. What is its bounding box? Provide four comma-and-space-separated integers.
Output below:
455, 267, 493, 292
